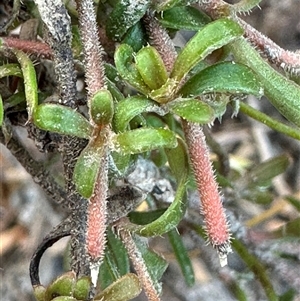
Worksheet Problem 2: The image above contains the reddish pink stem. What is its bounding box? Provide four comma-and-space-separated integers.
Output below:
86, 146, 109, 284
182, 121, 231, 265
1, 37, 52, 58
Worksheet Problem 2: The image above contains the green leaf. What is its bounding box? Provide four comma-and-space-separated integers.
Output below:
113, 96, 165, 132
112, 128, 177, 154
51, 297, 77, 301
114, 44, 151, 94
129, 209, 167, 225
279, 289, 297, 301
285, 196, 300, 212
0, 94, 3, 126
246, 155, 290, 189
171, 18, 244, 81
122, 21, 146, 52
149, 77, 178, 103
106, 79, 125, 102
104, 63, 120, 83
95, 273, 141, 301
73, 276, 91, 301
106, 0, 150, 41
73, 138, 106, 198
129, 139, 189, 236
154, 0, 198, 11
179, 62, 264, 97
273, 218, 300, 238
0, 63, 23, 78
131, 186, 186, 232
71, 25, 83, 59
99, 228, 130, 290
242, 189, 273, 205
135, 46, 168, 90
230, 37, 300, 127
158, 6, 211, 30
134, 236, 168, 294
34, 103, 92, 139
165, 137, 189, 182
168, 229, 195, 286
90, 89, 114, 126
5, 91, 26, 109
33, 285, 46, 301
167, 97, 214, 124
44, 272, 76, 301
12, 49, 38, 119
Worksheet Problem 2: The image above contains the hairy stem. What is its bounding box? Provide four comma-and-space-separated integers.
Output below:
143, 12, 177, 73
119, 225, 161, 301
76, 0, 106, 96
182, 121, 231, 266
0, 37, 52, 59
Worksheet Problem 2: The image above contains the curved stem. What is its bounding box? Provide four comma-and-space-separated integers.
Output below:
239, 102, 300, 141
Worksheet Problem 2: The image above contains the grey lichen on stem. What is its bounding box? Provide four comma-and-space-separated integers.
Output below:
33, 0, 90, 277
34, 0, 77, 108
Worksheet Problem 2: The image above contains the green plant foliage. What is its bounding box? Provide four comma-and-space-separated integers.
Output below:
95, 273, 141, 301
113, 96, 165, 132
73, 277, 91, 301
34, 103, 92, 139
106, 0, 151, 41
179, 62, 264, 97
158, 6, 211, 30
122, 21, 146, 52
273, 218, 300, 238
90, 89, 114, 126
168, 228, 195, 286
0, 63, 23, 78
170, 18, 244, 81
246, 155, 290, 189
44, 272, 76, 301
51, 297, 77, 301
12, 49, 38, 119
2, 2, 299, 301
127, 139, 188, 236
167, 97, 214, 123
239, 102, 300, 140
230, 38, 300, 127
99, 229, 130, 290
285, 196, 300, 212
154, 0, 198, 11
133, 235, 168, 294
71, 25, 83, 59
112, 128, 177, 154
0, 94, 3, 126
33, 285, 46, 301
73, 138, 106, 198
114, 44, 151, 94
135, 46, 169, 90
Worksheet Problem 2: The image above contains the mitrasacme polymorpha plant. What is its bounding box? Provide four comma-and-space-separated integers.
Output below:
0, 0, 299, 300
